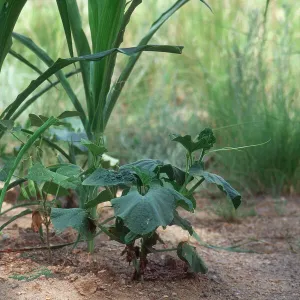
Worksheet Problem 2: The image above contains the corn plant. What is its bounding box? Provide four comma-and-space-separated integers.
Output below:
0, 0, 211, 138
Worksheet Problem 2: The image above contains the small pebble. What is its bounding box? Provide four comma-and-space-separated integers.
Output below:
10, 283, 19, 289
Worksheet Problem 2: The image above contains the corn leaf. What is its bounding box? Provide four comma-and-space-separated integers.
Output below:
0, 0, 27, 71
103, 0, 211, 128
3, 45, 183, 126
11, 69, 80, 121
1, 33, 87, 127
88, 0, 125, 102
9, 49, 52, 83
65, 0, 91, 119
56, 0, 74, 57
103, 0, 190, 129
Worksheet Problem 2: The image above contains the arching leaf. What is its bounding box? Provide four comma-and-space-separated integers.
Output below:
177, 242, 208, 274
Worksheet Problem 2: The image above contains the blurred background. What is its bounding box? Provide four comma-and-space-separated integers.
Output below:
1, 0, 299, 199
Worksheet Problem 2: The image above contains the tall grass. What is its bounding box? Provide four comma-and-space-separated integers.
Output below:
1, 0, 299, 195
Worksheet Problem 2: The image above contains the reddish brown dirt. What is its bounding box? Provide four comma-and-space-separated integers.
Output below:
0, 196, 300, 300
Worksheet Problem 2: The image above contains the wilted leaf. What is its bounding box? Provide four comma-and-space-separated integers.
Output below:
177, 241, 208, 274
31, 210, 43, 232
160, 164, 186, 186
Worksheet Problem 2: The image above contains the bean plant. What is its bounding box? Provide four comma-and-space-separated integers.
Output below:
0, 117, 241, 279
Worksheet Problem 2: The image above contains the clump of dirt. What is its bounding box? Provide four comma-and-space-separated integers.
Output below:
0, 197, 300, 300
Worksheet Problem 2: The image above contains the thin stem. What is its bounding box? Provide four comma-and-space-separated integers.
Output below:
10, 69, 80, 122
45, 222, 52, 262
0, 117, 58, 212
199, 149, 205, 163
0, 201, 40, 217
21, 129, 72, 162
10, 131, 25, 144
187, 178, 205, 196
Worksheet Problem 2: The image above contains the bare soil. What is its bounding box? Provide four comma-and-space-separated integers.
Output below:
0, 196, 300, 300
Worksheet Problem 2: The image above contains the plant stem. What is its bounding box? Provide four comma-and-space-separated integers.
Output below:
187, 178, 205, 196
45, 221, 52, 262
0, 117, 58, 212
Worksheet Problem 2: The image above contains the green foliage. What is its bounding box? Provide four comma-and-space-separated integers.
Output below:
0, 122, 241, 278
170, 128, 216, 155
0, 0, 27, 70
111, 183, 192, 235
189, 163, 241, 209
177, 241, 208, 274
9, 268, 52, 282
51, 208, 95, 237
82, 168, 136, 186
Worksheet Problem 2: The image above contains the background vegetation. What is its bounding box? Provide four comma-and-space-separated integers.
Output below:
1, 0, 299, 197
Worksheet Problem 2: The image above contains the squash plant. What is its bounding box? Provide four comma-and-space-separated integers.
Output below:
0, 119, 241, 279
0, 0, 212, 252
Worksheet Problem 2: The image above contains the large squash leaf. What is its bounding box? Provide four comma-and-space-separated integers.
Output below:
111, 184, 193, 235
51, 208, 94, 237
82, 168, 135, 187
27, 162, 80, 190
120, 159, 163, 172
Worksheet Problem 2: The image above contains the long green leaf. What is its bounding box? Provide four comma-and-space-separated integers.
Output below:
9, 49, 52, 83
65, 0, 91, 120
103, 0, 212, 128
21, 128, 72, 162
103, 0, 190, 128
56, 0, 74, 57
92, 0, 142, 132
0, 0, 27, 71
88, 0, 126, 131
11, 69, 80, 121
0, 201, 40, 216
3, 45, 183, 124
4, 33, 87, 128
0, 117, 58, 212
0, 209, 32, 231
